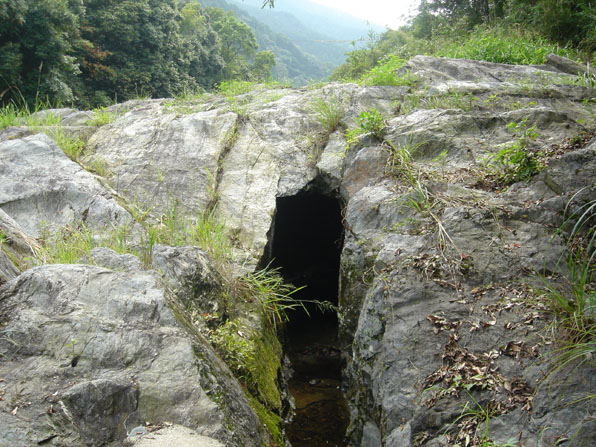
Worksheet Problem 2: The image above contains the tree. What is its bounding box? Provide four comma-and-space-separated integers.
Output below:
81, 0, 201, 102
179, 2, 225, 89
0, 0, 83, 105
250, 50, 275, 82
204, 6, 258, 81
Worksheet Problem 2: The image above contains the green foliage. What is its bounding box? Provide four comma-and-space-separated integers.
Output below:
0, 0, 82, 106
88, 107, 116, 127
50, 128, 86, 162
38, 223, 95, 265
507, 0, 596, 52
250, 50, 276, 82
331, 31, 384, 82
247, 395, 284, 446
310, 95, 344, 134
147, 201, 231, 266
242, 268, 307, 330
387, 136, 424, 184
356, 108, 386, 139
538, 189, 595, 408
345, 108, 387, 150
485, 119, 542, 184
360, 55, 411, 86
0, 104, 24, 129
0, 99, 60, 129
438, 25, 574, 65
334, 0, 591, 90
211, 318, 283, 409
218, 80, 256, 96
0, 0, 267, 107
205, 6, 258, 82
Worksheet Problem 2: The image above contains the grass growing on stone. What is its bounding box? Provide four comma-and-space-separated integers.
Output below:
37, 222, 95, 265
484, 119, 543, 185
88, 107, 116, 126
539, 190, 595, 389
345, 107, 387, 151
50, 127, 86, 162
0, 103, 61, 129
35, 200, 299, 444
311, 95, 344, 134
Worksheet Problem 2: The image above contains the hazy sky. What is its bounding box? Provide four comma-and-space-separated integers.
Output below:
310, 0, 420, 29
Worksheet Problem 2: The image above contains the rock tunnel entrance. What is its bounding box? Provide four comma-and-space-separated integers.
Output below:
266, 192, 348, 446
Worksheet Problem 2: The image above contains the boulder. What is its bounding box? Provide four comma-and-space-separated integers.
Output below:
0, 264, 269, 447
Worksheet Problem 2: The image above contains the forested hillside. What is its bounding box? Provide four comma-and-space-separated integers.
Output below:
0, 0, 276, 108
2, 0, 595, 108
199, 0, 334, 84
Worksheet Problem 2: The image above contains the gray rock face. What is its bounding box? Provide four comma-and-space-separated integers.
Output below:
0, 209, 39, 283
1, 55, 595, 447
0, 133, 133, 237
87, 104, 238, 218
339, 57, 596, 446
0, 264, 268, 447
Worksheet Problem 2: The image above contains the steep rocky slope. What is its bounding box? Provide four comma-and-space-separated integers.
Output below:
1, 56, 595, 446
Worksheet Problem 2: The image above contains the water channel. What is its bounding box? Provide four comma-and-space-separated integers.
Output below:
267, 193, 348, 446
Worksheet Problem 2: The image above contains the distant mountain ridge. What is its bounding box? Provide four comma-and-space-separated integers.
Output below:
199, 0, 381, 84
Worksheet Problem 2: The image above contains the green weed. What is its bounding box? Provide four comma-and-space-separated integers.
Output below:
50, 127, 86, 162
345, 108, 387, 153
88, 107, 116, 126
359, 108, 386, 138
439, 25, 575, 65
0, 103, 22, 129
310, 95, 345, 134
540, 190, 595, 387
242, 267, 307, 330
387, 136, 424, 183
485, 119, 542, 184
26, 110, 61, 127
218, 80, 257, 97
38, 223, 94, 265
360, 54, 411, 86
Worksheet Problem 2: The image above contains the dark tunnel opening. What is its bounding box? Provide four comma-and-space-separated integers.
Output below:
267, 192, 348, 446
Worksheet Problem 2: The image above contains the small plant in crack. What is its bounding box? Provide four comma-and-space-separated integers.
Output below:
445, 391, 518, 447
485, 118, 542, 184
386, 135, 425, 183
310, 94, 345, 134
345, 107, 387, 151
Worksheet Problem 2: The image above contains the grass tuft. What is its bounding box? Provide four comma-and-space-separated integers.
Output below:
540, 188, 595, 398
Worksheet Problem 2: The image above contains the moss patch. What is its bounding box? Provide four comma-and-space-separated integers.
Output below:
247, 394, 285, 447
212, 317, 283, 412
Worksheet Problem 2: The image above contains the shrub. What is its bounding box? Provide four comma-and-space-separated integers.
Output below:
485, 119, 542, 184
360, 54, 410, 86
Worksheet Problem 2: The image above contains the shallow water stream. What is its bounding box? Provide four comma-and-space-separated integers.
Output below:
286, 323, 348, 447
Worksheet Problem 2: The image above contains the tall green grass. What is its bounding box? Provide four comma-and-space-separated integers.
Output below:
438, 25, 576, 65
540, 189, 595, 392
